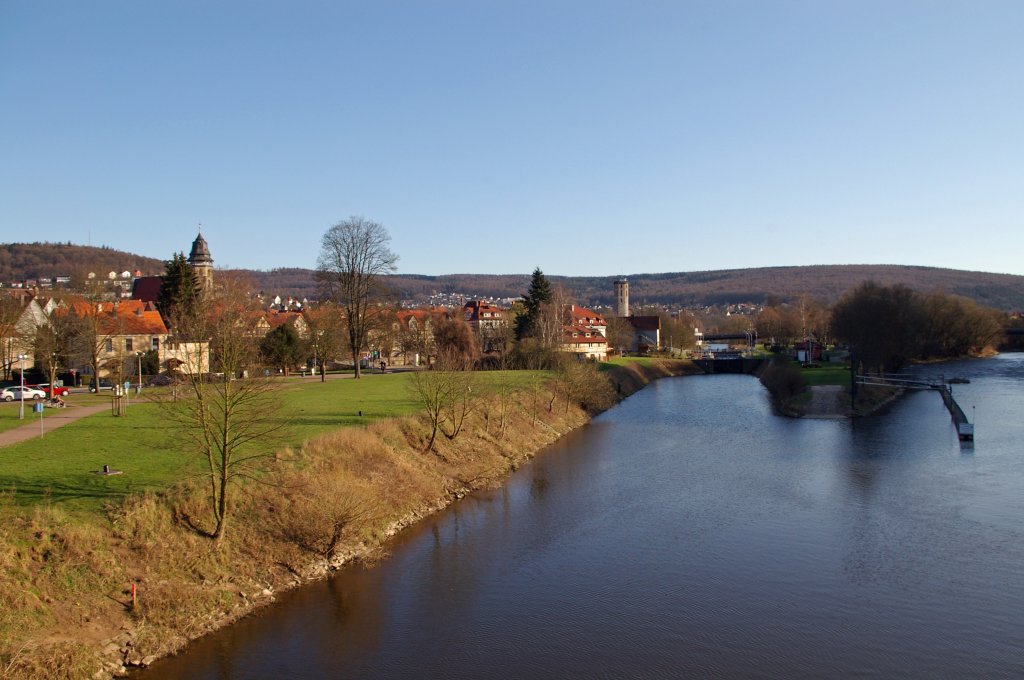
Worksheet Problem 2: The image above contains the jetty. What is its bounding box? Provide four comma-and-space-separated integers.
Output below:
855, 374, 974, 441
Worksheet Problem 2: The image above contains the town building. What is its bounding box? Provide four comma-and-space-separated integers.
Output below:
561, 304, 608, 361
462, 300, 509, 353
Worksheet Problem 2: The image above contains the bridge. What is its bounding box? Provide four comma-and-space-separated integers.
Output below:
691, 355, 765, 374
855, 374, 974, 441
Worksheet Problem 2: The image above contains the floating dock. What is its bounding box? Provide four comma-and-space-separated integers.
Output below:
855, 374, 974, 441
939, 385, 974, 441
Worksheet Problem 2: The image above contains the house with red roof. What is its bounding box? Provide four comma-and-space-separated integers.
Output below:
561, 305, 608, 361
462, 300, 509, 353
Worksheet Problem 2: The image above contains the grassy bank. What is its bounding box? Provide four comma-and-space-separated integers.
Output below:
0, 360, 692, 679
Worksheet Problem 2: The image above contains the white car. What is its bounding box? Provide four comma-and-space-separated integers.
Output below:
1, 386, 47, 402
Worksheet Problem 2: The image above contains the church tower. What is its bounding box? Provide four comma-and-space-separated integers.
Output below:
188, 227, 214, 292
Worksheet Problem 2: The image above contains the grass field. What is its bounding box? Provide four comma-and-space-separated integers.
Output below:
0, 370, 549, 513
799, 365, 852, 387
0, 401, 44, 434
599, 356, 662, 370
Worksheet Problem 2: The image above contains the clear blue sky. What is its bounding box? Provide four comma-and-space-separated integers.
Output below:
2, 1, 1022, 277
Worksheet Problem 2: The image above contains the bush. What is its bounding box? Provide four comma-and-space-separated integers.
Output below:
758, 357, 807, 404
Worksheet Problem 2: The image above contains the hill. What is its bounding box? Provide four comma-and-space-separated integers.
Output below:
237, 265, 1024, 311
4, 243, 1023, 310
0, 242, 165, 283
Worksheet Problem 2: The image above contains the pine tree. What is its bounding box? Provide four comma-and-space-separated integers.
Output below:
158, 252, 201, 331
515, 267, 552, 340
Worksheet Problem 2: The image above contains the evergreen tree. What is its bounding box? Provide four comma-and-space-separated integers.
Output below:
515, 267, 552, 340
260, 323, 302, 375
159, 252, 201, 331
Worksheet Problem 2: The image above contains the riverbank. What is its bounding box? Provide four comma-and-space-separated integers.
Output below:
0, 360, 698, 679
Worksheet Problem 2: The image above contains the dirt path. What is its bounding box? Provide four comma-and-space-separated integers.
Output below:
0, 403, 109, 447
802, 385, 848, 418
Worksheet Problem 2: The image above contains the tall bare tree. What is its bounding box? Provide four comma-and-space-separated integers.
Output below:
0, 295, 23, 381
304, 303, 346, 381
316, 217, 399, 379
65, 300, 117, 393
163, 274, 284, 542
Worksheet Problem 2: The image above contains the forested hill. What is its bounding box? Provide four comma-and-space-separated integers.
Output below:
0, 242, 164, 281
237, 264, 1024, 311
4, 242, 1023, 311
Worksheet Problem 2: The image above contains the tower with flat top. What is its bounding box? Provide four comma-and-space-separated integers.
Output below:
614, 278, 629, 317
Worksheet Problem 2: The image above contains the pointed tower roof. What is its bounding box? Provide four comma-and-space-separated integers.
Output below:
188, 228, 213, 266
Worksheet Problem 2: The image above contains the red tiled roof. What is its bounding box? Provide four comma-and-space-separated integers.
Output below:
566, 304, 606, 326
266, 311, 303, 330
463, 300, 507, 323
57, 299, 168, 335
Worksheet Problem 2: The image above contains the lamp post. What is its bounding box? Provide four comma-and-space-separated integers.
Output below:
17, 354, 27, 420
136, 351, 143, 394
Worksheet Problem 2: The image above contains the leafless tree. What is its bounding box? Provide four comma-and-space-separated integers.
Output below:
316, 217, 399, 379
304, 303, 346, 381
0, 295, 23, 381
603, 315, 634, 356
432, 314, 480, 364
408, 351, 477, 452
161, 274, 285, 542
65, 301, 117, 393
551, 359, 616, 413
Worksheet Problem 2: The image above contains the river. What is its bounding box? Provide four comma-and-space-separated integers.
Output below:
138, 354, 1024, 679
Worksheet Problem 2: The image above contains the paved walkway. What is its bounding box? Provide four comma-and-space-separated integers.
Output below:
0, 403, 109, 447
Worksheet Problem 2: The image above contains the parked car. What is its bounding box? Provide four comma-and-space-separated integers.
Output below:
1, 386, 47, 402
33, 383, 70, 398
146, 374, 177, 387
88, 380, 114, 393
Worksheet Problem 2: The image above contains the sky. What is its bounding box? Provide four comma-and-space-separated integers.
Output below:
2, 1, 1022, 277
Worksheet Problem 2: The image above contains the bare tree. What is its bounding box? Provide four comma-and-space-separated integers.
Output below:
304, 303, 346, 381
552, 359, 616, 413
408, 351, 477, 452
162, 274, 285, 542
432, 315, 480, 364
316, 217, 399, 379
65, 300, 117, 393
0, 295, 22, 381
604, 315, 634, 356
482, 351, 519, 438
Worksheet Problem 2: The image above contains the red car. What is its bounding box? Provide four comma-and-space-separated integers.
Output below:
33, 383, 70, 398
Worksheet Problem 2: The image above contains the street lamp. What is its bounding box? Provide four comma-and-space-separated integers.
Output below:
17, 354, 27, 420
136, 351, 143, 394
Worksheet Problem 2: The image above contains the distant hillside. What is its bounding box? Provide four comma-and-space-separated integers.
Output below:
235, 264, 1024, 312
5, 243, 1023, 311
0, 242, 164, 282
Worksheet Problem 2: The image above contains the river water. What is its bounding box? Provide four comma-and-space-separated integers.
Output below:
138, 355, 1024, 679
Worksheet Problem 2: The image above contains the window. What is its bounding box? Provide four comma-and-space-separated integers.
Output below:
152, 337, 160, 351
125, 338, 133, 352
104, 339, 113, 353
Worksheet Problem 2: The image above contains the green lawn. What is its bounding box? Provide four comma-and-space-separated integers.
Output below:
799, 365, 852, 387
0, 370, 550, 512
599, 356, 663, 371
0, 401, 41, 434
